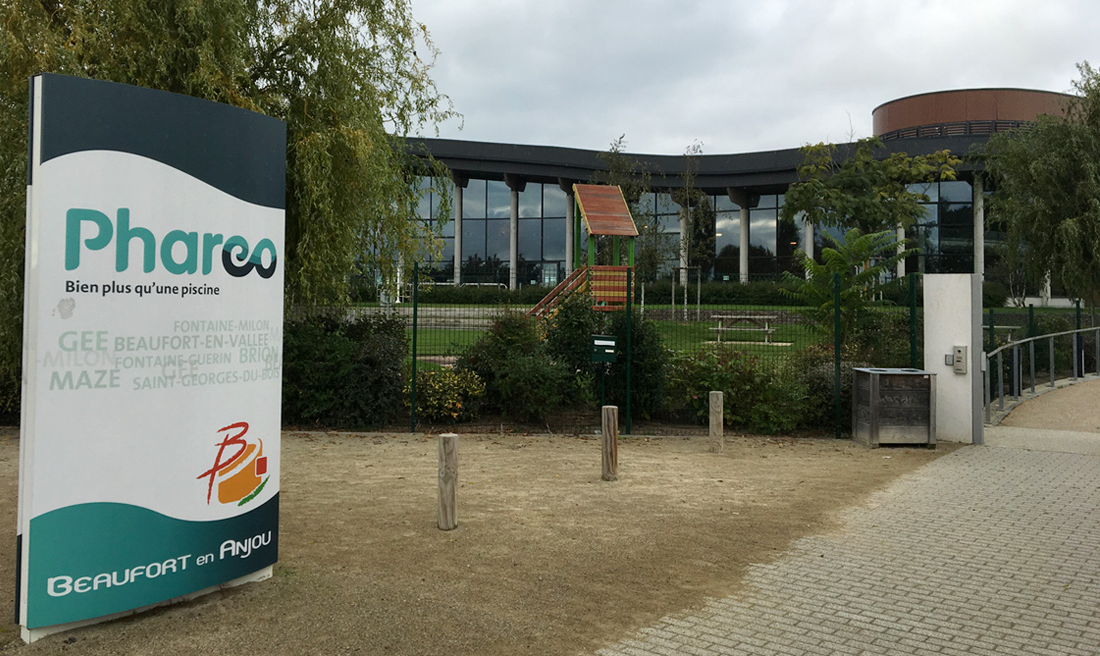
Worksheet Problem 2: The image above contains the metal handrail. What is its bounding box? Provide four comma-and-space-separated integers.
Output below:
983, 327, 1100, 423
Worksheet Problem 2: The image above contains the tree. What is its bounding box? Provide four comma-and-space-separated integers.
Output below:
671, 141, 717, 281
984, 62, 1100, 304
782, 228, 914, 344
592, 135, 670, 281
780, 137, 960, 235
0, 0, 456, 418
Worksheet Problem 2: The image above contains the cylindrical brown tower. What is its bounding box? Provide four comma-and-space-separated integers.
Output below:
873, 88, 1073, 139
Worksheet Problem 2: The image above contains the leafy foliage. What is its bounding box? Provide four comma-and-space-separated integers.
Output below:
984, 62, 1100, 305
665, 347, 806, 433
455, 311, 566, 422
604, 310, 669, 419
282, 314, 408, 429
408, 368, 485, 423
592, 136, 670, 281
782, 228, 914, 344
780, 137, 960, 234
543, 293, 602, 389
0, 0, 456, 419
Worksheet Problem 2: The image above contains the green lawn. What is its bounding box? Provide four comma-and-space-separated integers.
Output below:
408, 327, 485, 356
652, 319, 823, 354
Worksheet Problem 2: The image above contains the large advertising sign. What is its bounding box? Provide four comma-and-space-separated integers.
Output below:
19, 74, 285, 640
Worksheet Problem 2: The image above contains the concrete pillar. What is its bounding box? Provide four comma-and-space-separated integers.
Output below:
897, 225, 906, 278
803, 221, 814, 260
561, 180, 575, 275
505, 174, 525, 290
452, 177, 465, 285
679, 209, 689, 286
972, 174, 985, 280
726, 188, 753, 285
510, 190, 519, 290
923, 274, 984, 444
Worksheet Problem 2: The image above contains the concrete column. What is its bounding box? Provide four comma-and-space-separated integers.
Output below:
923, 274, 984, 444
973, 174, 985, 280
510, 190, 519, 290
803, 220, 814, 277
505, 174, 525, 291
453, 181, 464, 285
739, 206, 750, 284
897, 225, 906, 278
679, 209, 689, 286
561, 180, 575, 275
726, 188, 753, 285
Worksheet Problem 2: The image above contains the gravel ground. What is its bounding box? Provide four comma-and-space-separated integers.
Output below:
0, 426, 954, 655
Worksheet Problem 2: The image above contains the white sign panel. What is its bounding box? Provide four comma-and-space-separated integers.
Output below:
19, 74, 285, 639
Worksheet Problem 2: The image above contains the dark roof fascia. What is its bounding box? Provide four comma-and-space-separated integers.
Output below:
407, 134, 991, 193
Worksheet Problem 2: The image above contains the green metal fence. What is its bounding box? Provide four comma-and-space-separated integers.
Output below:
398, 264, 926, 437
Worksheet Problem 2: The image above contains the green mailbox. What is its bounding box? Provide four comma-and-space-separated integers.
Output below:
591, 335, 617, 363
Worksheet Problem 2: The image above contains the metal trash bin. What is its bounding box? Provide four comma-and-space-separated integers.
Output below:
852, 367, 936, 447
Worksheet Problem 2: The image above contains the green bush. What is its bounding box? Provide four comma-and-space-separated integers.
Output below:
543, 294, 602, 399
456, 311, 566, 421
849, 311, 913, 367
282, 314, 407, 429
605, 310, 668, 419
982, 280, 1009, 309
665, 346, 806, 433
643, 280, 802, 307
414, 283, 556, 306
789, 343, 870, 433
408, 368, 485, 423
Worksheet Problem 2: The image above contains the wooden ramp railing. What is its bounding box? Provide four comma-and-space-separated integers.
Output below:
528, 266, 589, 322
528, 265, 634, 323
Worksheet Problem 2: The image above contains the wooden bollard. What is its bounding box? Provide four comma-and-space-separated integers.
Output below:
438, 433, 458, 530
709, 391, 724, 453
601, 406, 618, 481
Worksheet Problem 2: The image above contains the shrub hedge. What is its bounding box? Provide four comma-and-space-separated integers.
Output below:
282, 314, 407, 429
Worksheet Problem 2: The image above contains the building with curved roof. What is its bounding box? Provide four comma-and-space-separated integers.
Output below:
410, 88, 1072, 289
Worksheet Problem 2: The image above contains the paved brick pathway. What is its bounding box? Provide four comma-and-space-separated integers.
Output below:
591, 439, 1100, 656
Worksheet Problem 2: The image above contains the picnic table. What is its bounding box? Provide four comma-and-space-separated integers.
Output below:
711, 314, 778, 343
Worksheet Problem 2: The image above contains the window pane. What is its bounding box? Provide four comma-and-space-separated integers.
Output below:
543, 185, 567, 217
750, 209, 777, 253
463, 179, 486, 218
487, 180, 510, 218
519, 184, 541, 218
461, 219, 486, 260
519, 218, 541, 259
486, 219, 510, 260
939, 180, 972, 203
716, 194, 739, 212
438, 218, 454, 238
543, 218, 565, 260
414, 176, 432, 219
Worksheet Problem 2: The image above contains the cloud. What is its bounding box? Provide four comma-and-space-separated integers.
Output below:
412, 0, 1097, 154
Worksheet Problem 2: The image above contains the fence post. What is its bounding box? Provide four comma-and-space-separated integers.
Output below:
908, 272, 918, 369
437, 433, 458, 530
1028, 304, 1035, 338
625, 267, 632, 435
601, 406, 618, 481
987, 308, 995, 352
410, 262, 419, 433
833, 273, 842, 440
709, 391, 724, 453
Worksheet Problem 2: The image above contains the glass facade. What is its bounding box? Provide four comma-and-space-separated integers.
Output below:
416, 176, 976, 286
905, 180, 975, 274
416, 178, 568, 285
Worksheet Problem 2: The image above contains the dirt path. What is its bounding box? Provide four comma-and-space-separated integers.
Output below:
0, 428, 953, 655
999, 378, 1100, 433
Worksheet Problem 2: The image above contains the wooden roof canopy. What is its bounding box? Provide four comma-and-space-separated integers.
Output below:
573, 184, 638, 237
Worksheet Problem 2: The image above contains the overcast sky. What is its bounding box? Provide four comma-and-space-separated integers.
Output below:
411, 0, 1097, 156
